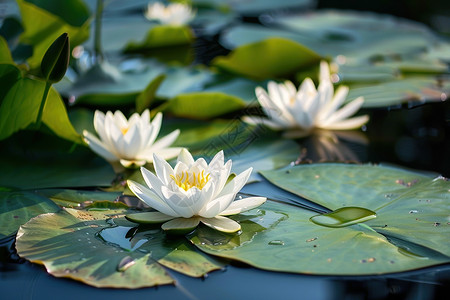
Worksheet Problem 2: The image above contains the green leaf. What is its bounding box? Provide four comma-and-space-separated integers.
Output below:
0, 190, 60, 237
42, 86, 82, 143
136, 74, 166, 113
40, 32, 69, 83
158, 92, 245, 119
16, 208, 223, 288
17, 0, 89, 68
0, 76, 81, 143
0, 78, 41, 140
0, 36, 14, 63
212, 37, 321, 80
0, 63, 21, 102
24, 0, 90, 27
124, 25, 194, 51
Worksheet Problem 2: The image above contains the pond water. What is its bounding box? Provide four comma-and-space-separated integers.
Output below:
1, 0, 449, 298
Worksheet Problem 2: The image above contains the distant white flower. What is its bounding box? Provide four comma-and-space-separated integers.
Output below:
144, 2, 195, 25
83, 110, 182, 170
243, 61, 369, 138
126, 149, 266, 233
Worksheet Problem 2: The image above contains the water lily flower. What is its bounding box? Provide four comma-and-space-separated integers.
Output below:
144, 2, 195, 25
126, 149, 266, 233
243, 61, 369, 138
83, 110, 182, 170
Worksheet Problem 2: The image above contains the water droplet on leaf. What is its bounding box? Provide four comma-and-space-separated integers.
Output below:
310, 207, 376, 228
268, 240, 284, 246
117, 256, 136, 272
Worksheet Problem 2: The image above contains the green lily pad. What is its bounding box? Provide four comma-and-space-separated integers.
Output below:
347, 77, 449, 108
212, 37, 321, 80
0, 190, 60, 237
124, 25, 194, 51
16, 208, 223, 288
189, 164, 449, 275
157, 92, 245, 119
192, 0, 313, 15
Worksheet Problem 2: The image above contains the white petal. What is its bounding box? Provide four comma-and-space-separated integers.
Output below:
83, 130, 118, 162
208, 150, 224, 169
153, 153, 175, 186
127, 180, 179, 217
113, 110, 129, 129
319, 60, 331, 82
242, 116, 286, 130
177, 147, 194, 165
141, 166, 166, 200
318, 85, 349, 122
218, 167, 252, 197
120, 159, 146, 168
161, 185, 197, 218
320, 97, 365, 126
150, 129, 180, 151
220, 197, 267, 216
93, 110, 107, 140
198, 192, 235, 218
200, 216, 241, 233
321, 115, 369, 130
210, 160, 232, 199
255, 86, 293, 127
144, 112, 163, 148
122, 123, 142, 158
152, 147, 184, 161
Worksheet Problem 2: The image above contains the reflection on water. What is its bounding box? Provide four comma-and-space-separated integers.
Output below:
97, 226, 148, 252
294, 129, 368, 163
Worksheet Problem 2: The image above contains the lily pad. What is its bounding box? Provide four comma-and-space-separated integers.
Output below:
157, 92, 245, 119
16, 208, 223, 288
124, 25, 195, 51
347, 77, 449, 108
189, 164, 450, 275
212, 37, 321, 80
0, 190, 60, 237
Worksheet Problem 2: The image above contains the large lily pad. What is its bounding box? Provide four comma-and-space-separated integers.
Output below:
189, 164, 450, 275
16, 208, 223, 288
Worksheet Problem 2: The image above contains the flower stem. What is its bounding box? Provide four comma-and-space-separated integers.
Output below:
94, 0, 104, 64
35, 81, 52, 128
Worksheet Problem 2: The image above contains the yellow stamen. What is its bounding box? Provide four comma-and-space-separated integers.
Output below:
170, 170, 210, 191
121, 127, 129, 135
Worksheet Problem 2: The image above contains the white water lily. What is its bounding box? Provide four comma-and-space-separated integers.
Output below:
126, 149, 266, 233
144, 2, 195, 25
243, 61, 369, 138
83, 110, 182, 170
